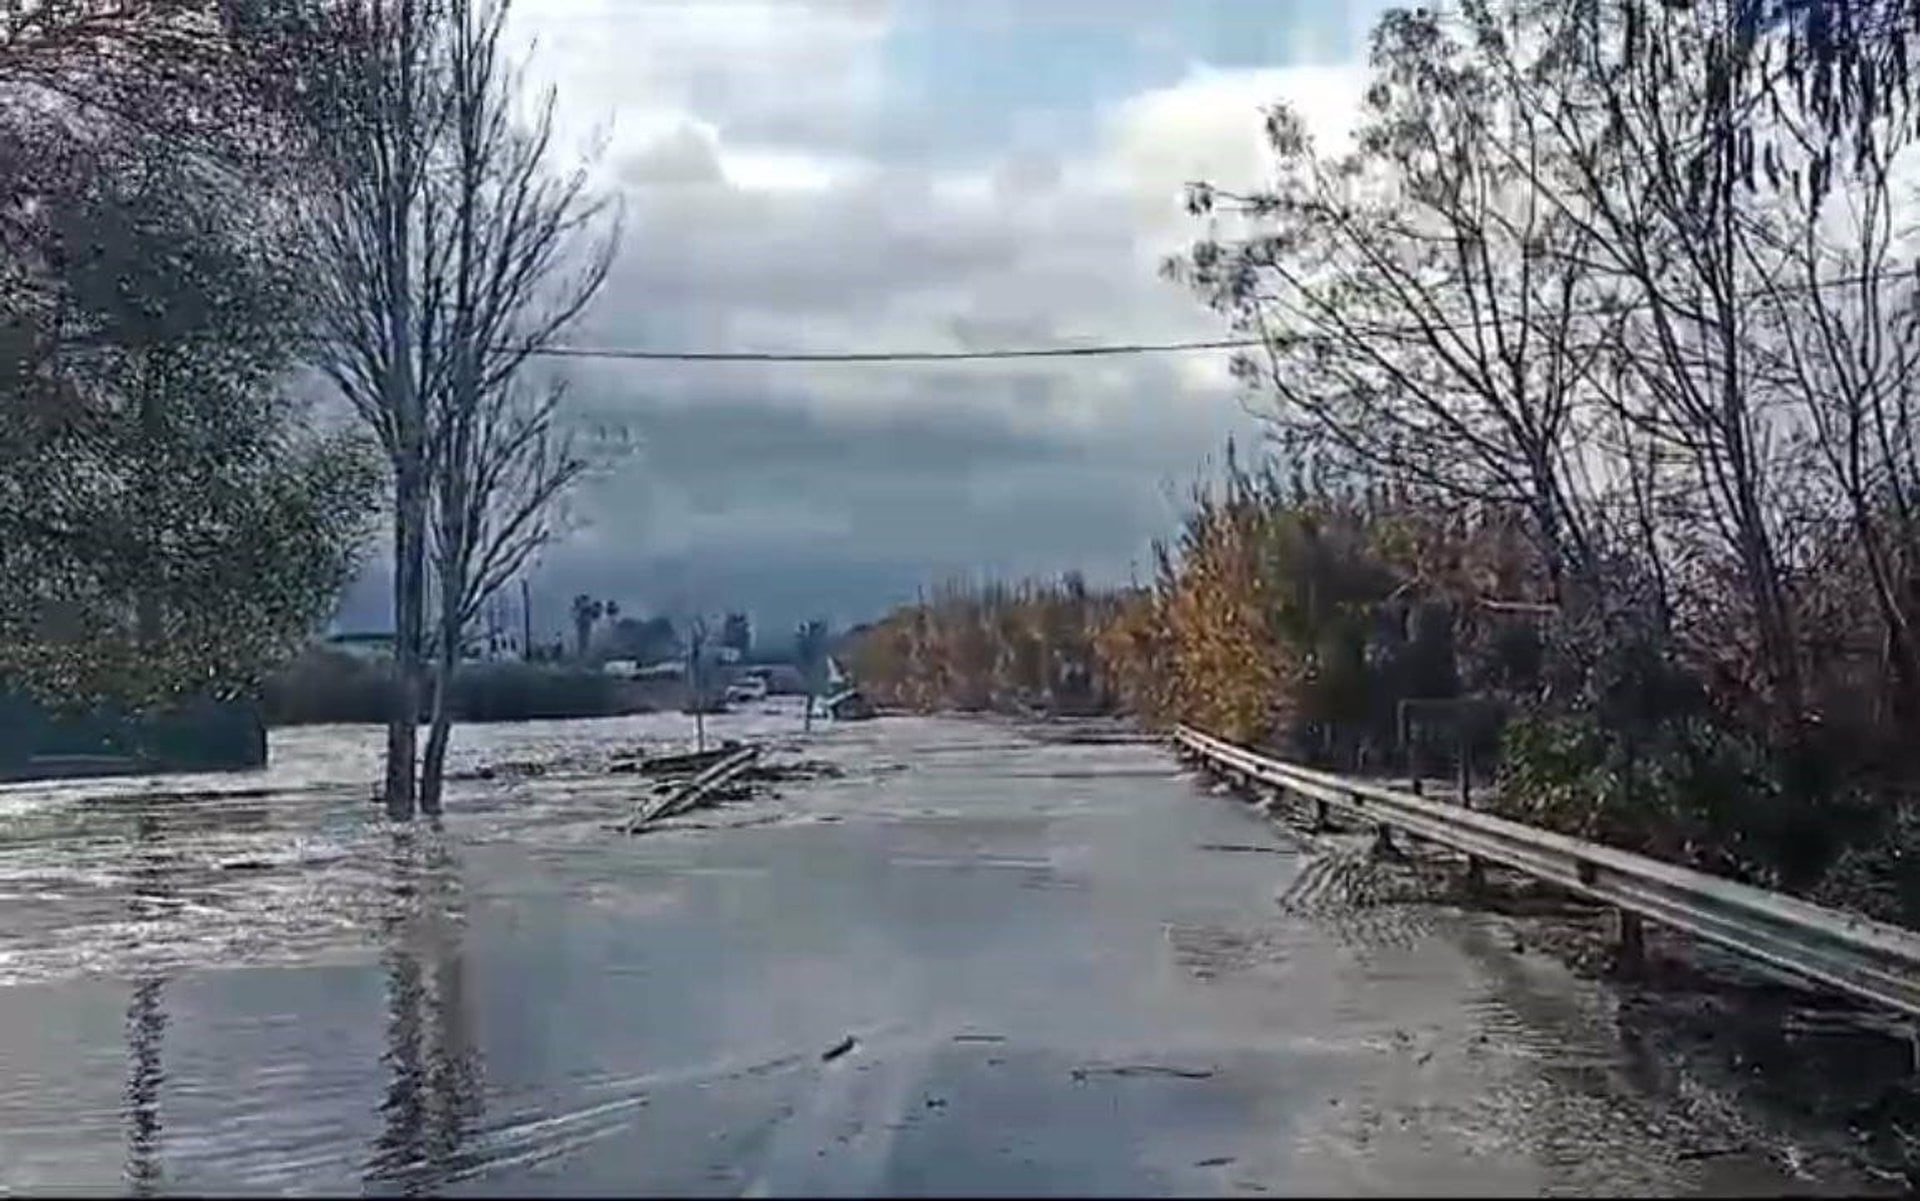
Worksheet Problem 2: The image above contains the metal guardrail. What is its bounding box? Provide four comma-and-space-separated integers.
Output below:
625, 743, 761, 833
1175, 724, 1920, 1021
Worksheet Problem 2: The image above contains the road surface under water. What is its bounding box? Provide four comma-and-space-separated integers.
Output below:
0, 707, 1889, 1196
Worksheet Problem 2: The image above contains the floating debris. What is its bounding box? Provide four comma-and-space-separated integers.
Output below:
625, 745, 763, 833
1071, 1064, 1215, 1082
822, 1035, 858, 1062
745, 759, 845, 784
630, 743, 746, 779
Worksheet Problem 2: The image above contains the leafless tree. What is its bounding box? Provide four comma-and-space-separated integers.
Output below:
414, 0, 616, 815
297, 0, 613, 818
1553, 0, 1808, 719
1184, 0, 1920, 745
297, 0, 452, 819
1173, 0, 1610, 612
1736, 45, 1920, 727
1497, 0, 1895, 728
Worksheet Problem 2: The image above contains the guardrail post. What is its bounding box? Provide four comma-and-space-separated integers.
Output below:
1615, 909, 1646, 975
1312, 797, 1331, 832
1454, 740, 1487, 890
1403, 777, 1427, 848
1371, 823, 1403, 861
1457, 738, 1472, 810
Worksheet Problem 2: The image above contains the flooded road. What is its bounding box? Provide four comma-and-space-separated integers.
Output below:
0, 709, 1886, 1196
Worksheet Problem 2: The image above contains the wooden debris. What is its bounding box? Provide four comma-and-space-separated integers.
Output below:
624, 743, 762, 834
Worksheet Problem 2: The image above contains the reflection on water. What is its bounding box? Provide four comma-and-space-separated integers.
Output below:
367, 827, 485, 1196
102, 807, 490, 1196
124, 976, 165, 1196
125, 813, 167, 1197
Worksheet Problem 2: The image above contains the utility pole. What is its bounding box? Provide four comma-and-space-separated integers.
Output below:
520, 578, 533, 662
687, 617, 708, 752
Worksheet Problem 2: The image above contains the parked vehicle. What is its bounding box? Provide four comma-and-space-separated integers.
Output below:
725, 674, 770, 705
808, 688, 876, 723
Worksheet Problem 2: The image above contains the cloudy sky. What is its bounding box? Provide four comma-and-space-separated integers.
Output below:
335, 0, 1386, 640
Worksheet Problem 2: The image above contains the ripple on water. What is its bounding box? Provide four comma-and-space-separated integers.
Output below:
0, 708, 849, 990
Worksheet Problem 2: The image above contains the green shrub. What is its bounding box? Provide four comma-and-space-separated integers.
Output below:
1495, 702, 1892, 898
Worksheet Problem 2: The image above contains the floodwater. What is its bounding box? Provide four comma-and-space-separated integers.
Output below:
0, 705, 1892, 1196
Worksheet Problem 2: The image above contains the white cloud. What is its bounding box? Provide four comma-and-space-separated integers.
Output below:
719, 148, 860, 193
512, 0, 894, 161
1098, 63, 1370, 244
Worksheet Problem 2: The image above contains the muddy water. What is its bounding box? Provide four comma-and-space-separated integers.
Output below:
0, 707, 1887, 1196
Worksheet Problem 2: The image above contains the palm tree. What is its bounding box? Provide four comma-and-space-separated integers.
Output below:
570, 594, 606, 660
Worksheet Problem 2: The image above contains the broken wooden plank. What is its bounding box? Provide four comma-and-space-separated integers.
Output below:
625, 743, 762, 834
634, 742, 744, 778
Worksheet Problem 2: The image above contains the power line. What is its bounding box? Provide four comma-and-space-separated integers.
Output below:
526, 336, 1260, 363
516, 268, 1915, 365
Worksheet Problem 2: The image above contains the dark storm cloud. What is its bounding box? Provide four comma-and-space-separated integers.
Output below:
394, 0, 1373, 631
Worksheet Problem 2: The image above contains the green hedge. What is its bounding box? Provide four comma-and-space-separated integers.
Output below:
260, 649, 626, 725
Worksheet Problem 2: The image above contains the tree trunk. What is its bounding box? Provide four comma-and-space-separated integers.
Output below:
418, 652, 454, 817
383, 151, 425, 821
135, 360, 165, 661
418, 545, 464, 818
386, 460, 426, 821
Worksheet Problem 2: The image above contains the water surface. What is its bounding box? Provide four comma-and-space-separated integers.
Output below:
0, 706, 1884, 1195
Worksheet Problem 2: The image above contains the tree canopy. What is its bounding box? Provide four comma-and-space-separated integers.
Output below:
0, 2, 381, 711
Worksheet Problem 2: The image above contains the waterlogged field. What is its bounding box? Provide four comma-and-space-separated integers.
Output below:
0, 704, 1893, 1196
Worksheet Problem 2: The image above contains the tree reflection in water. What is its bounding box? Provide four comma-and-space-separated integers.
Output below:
123, 812, 169, 1197
366, 824, 486, 1195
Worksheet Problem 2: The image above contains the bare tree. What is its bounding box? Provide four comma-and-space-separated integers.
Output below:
413, 0, 613, 815
1733, 27, 1920, 727
292, 0, 612, 818
1510, 0, 1826, 725
1181, 0, 1920, 750
1173, 0, 1609, 612
296, 0, 451, 820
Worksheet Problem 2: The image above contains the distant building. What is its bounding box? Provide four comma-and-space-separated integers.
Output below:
324, 631, 395, 663
320, 629, 532, 665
